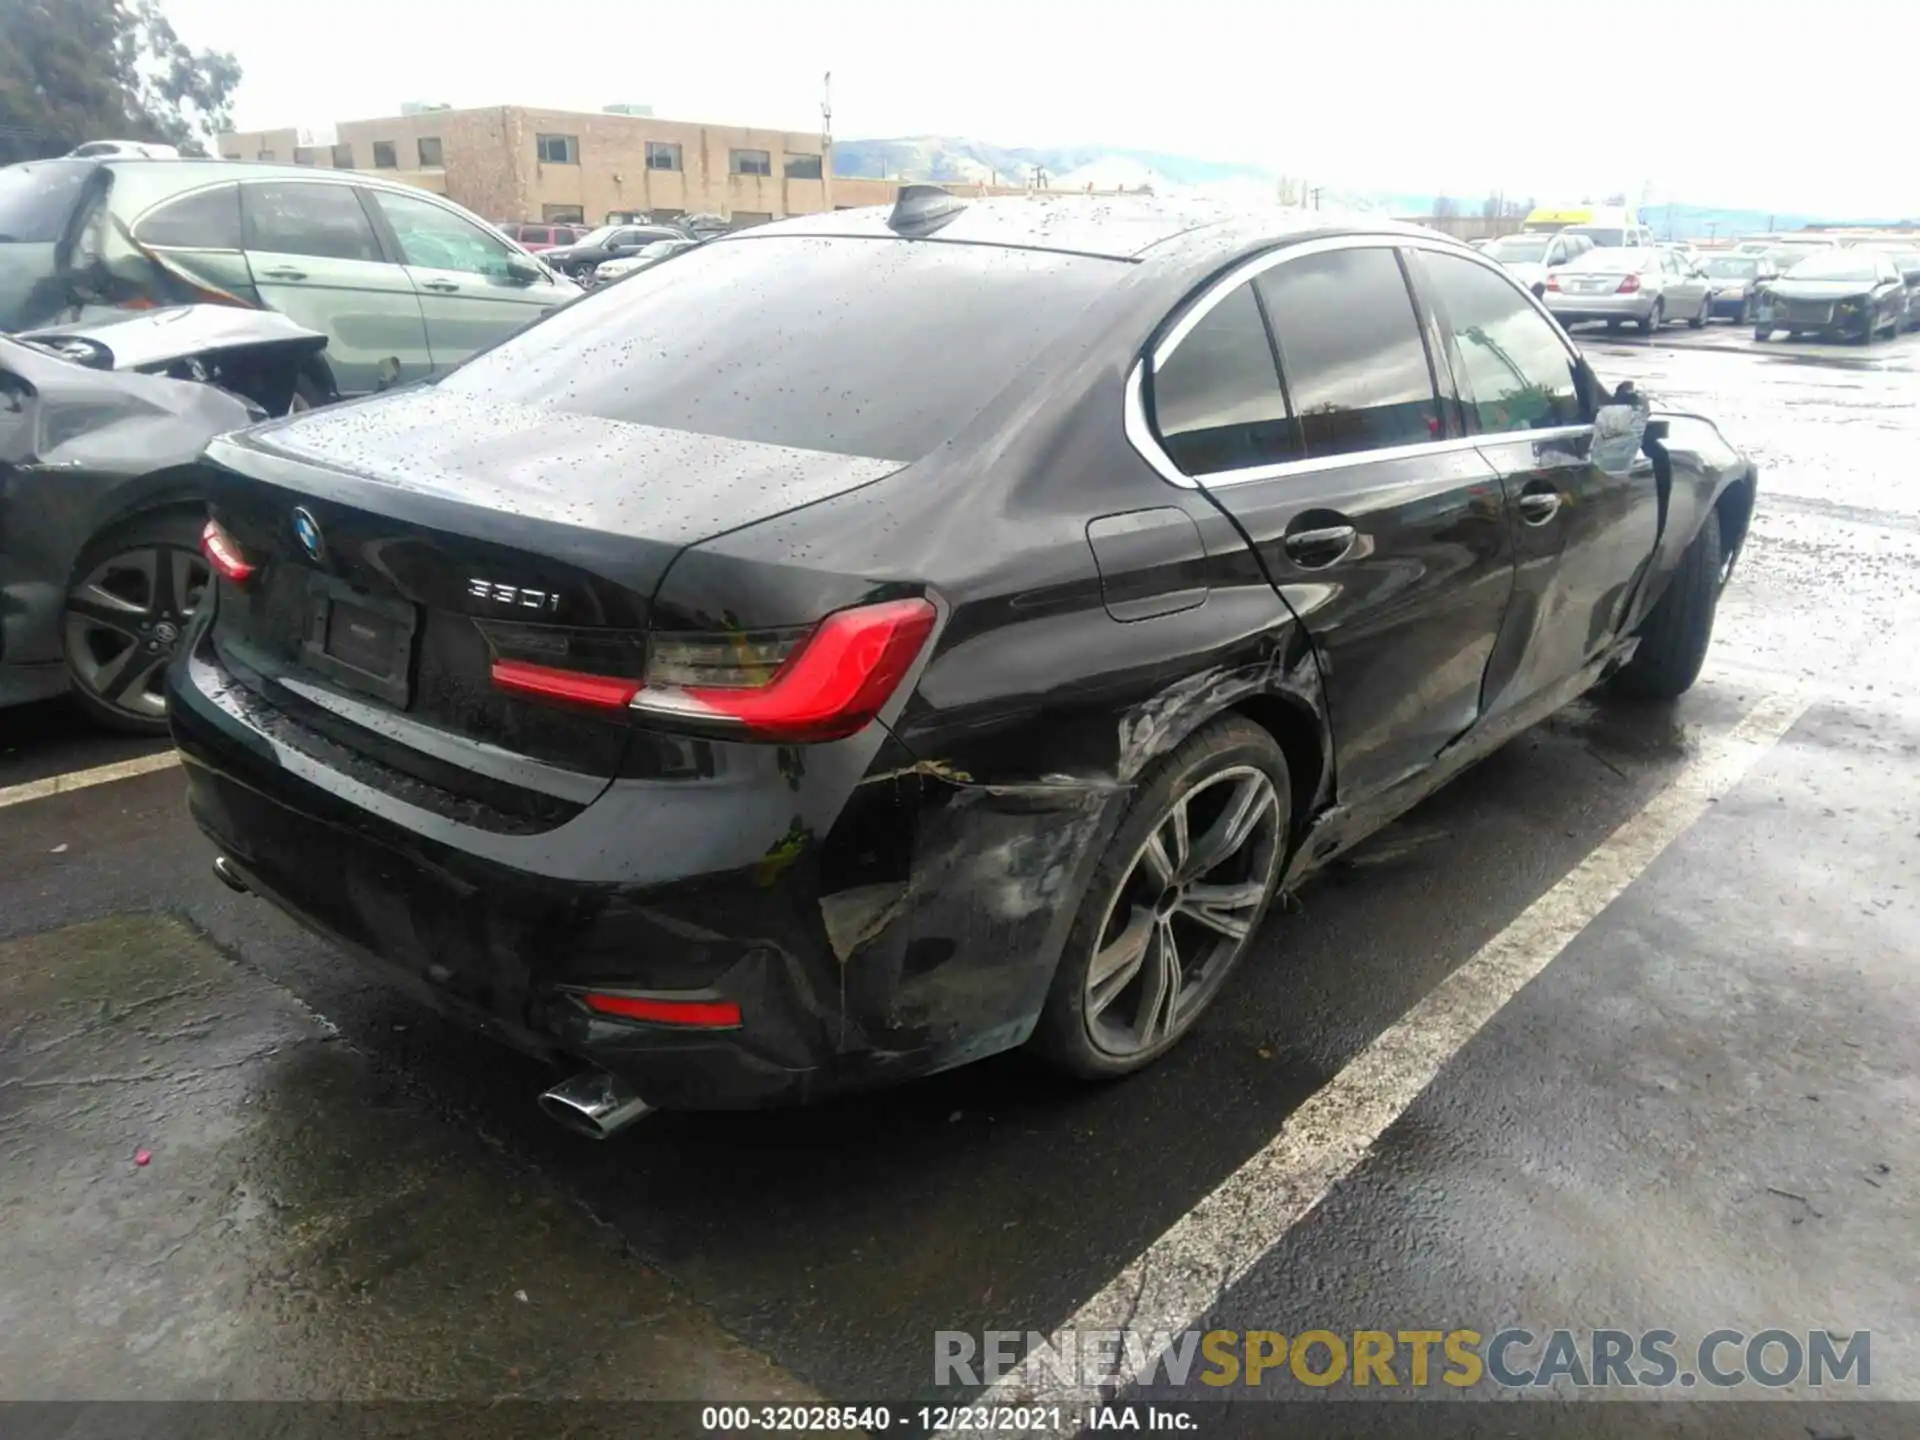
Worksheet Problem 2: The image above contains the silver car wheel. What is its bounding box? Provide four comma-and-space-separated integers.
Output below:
63, 544, 209, 722
1084, 765, 1283, 1057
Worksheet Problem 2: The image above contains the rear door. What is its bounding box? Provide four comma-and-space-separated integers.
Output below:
1144, 238, 1516, 800
363, 187, 574, 370
239, 178, 430, 394
1411, 246, 1660, 722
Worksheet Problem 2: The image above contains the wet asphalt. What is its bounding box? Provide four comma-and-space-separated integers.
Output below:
1, 319, 1916, 1426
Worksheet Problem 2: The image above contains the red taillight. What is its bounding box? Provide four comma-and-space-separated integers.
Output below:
1544, 273, 1561, 291
201, 518, 255, 583
633, 597, 938, 743
582, 992, 743, 1028
1616, 273, 1641, 294
490, 659, 640, 709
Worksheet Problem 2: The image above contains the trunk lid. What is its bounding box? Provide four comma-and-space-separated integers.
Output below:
199, 390, 899, 812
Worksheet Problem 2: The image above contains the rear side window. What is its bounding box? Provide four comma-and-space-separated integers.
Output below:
438, 235, 1122, 461
134, 185, 242, 249
241, 181, 381, 263
1254, 247, 1440, 459
0, 160, 91, 243
1151, 283, 1300, 475
1419, 251, 1584, 434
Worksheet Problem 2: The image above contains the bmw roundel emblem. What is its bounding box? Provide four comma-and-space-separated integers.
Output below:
291, 506, 326, 563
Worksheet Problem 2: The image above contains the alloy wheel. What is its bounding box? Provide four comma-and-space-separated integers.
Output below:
63, 544, 209, 722
1084, 765, 1283, 1057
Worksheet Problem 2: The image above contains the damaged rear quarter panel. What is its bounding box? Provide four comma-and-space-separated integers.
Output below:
1, 343, 252, 670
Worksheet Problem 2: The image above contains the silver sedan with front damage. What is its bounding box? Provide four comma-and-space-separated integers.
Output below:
1544, 246, 1714, 334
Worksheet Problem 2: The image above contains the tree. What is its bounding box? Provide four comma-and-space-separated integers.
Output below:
0, 0, 240, 163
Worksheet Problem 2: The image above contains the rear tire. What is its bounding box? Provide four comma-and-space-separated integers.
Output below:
62, 509, 209, 735
1031, 716, 1290, 1080
1610, 508, 1722, 701
1638, 300, 1663, 335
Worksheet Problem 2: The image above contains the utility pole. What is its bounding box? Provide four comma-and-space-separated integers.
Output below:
820, 72, 833, 209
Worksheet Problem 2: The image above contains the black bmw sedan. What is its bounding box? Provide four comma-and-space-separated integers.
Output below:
168, 190, 1757, 1135
1753, 248, 1907, 343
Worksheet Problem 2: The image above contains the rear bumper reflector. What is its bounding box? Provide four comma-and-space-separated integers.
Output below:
582, 992, 744, 1029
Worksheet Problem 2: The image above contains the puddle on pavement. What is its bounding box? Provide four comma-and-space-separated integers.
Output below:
0, 914, 818, 1405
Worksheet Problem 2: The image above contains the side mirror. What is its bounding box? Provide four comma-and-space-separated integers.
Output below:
1593, 393, 1652, 476
503, 254, 542, 286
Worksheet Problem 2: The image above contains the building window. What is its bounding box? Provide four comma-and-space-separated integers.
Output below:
331, 142, 353, 168
256, 150, 274, 161
293, 146, 317, 166
784, 154, 822, 180
541, 204, 584, 223
417, 136, 444, 168
536, 133, 578, 165
222, 152, 241, 161
651, 207, 686, 221
730, 210, 773, 229
645, 141, 681, 172
372, 140, 397, 169
730, 149, 772, 177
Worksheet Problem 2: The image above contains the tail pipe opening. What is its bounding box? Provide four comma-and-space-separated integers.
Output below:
538, 1070, 653, 1140
211, 855, 251, 895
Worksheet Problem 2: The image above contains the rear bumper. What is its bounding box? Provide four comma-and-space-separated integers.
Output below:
1544, 293, 1655, 323
167, 622, 1108, 1108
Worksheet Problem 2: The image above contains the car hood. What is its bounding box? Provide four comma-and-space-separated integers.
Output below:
214, 384, 904, 549
1767, 278, 1876, 300
540, 243, 600, 264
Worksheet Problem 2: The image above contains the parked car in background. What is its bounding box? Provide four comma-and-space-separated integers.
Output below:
1544, 246, 1713, 332
1699, 253, 1779, 324
496, 221, 585, 252
167, 196, 1755, 1131
588, 237, 701, 286
0, 156, 580, 397
1861, 247, 1920, 330
1562, 219, 1658, 248
540, 223, 693, 280
1479, 230, 1595, 295
1755, 249, 1907, 343
1, 313, 330, 729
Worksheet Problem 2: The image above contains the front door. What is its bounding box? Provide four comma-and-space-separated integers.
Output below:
238, 179, 431, 394
1144, 240, 1516, 801
364, 188, 574, 371
1410, 246, 1662, 721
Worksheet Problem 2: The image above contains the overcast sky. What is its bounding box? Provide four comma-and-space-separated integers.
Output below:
162, 0, 1916, 218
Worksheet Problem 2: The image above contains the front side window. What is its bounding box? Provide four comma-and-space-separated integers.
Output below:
1419, 250, 1583, 434
537, 133, 578, 165
1254, 246, 1440, 459
241, 181, 381, 263
1151, 283, 1299, 475
134, 185, 242, 249
371, 140, 397, 169
730, 149, 772, 177
645, 141, 681, 171
370, 189, 516, 278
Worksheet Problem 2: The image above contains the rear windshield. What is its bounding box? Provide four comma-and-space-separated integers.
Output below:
0, 160, 92, 243
1567, 227, 1626, 246
438, 234, 1123, 460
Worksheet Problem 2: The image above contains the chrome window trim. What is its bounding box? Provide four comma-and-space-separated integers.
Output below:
1128, 231, 1593, 491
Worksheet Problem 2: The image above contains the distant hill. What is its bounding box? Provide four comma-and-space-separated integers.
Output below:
832, 138, 1914, 235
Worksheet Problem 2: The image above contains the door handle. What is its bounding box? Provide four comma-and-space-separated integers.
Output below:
260, 266, 307, 281
1282, 523, 1358, 569
421, 279, 461, 293
1517, 490, 1563, 525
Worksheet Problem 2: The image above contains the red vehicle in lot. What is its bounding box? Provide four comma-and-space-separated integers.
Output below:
496, 222, 585, 253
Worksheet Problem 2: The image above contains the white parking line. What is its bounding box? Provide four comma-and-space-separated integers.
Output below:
958, 683, 1812, 1429
0, 750, 181, 811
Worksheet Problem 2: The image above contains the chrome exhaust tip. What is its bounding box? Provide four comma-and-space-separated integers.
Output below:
538, 1070, 653, 1140
211, 855, 250, 895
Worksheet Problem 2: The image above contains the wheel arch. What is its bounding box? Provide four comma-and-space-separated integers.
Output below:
1228, 689, 1331, 849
